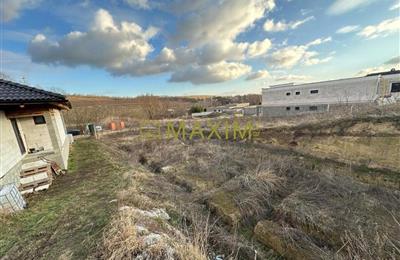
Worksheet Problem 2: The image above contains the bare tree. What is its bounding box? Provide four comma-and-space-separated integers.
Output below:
135, 95, 169, 120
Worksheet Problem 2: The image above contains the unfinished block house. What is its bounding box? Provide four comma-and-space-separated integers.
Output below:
262, 69, 400, 117
0, 79, 71, 192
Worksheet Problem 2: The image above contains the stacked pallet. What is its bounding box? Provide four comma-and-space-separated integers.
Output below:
20, 161, 52, 195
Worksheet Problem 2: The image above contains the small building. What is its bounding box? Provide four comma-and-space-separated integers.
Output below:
207, 103, 251, 115
243, 105, 262, 116
207, 105, 232, 114
191, 111, 217, 118
261, 69, 400, 117
0, 79, 71, 189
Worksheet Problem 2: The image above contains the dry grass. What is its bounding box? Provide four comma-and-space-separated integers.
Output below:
101, 116, 400, 260
234, 170, 285, 220
338, 225, 400, 260
101, 210, 142, 260
99, 173, 209, 260
257, 102, 400, 129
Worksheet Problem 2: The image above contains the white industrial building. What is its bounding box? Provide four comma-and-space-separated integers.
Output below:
261, 70, 400, 117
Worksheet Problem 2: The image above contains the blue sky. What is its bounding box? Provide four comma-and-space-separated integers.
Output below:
1, 0, 399, 96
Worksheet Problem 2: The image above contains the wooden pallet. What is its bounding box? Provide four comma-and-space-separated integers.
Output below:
21, 161, 51, 178
20, 161, 53, 194
20, 179, 51, 190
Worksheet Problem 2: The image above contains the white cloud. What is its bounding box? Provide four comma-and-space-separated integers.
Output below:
124, 0, 150, 9
389, 2, 400, 10
302, 52, 333, 66
173, 0, 275, 46
0, 49, 76, 82
269, 37, 333, 69
80, 0, 91, 7
246, 39, 272, 58
196, 41, 248, 65
356, 56, 400, 76
269, 45, 308, 69
0, 0, 42, 22
327, 0, 377, 15
158, 0, 211, 14
169, 61, 251, 85
385, 56, 400, 65
300, 9, 312, 16
336, 25, 360, 34
358, 17, 400, 39
245, 70, 270, 81
356, 64, 400, 76
306, 37, 332, 47
29, 9, 158, 68
27, 6, 274, 85
263, 16, 314, 32
153, 38, 271, 68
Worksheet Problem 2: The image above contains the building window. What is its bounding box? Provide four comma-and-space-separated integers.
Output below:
286, 92, 291, 96
309, 106, 318, 111
33, 115, 46, 125
391, 82, 400, 93
286, 107, 291, 111
310, 90, 319, 94
295, 91, 300, 95
295, 107, 300, 111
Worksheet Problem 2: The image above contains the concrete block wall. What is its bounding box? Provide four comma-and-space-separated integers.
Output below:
53, 110, 67, 146
0, 111, 23, 184
243, 106, 261, 116
0, 161, 22, 187
262, 76, 379, 106
44, 110, 69, 170
261, 74, 400, 117
262, 104, 329, 117
18, 116, 53, 151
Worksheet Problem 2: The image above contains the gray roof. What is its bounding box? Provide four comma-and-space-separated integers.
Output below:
0, 79, 71, 108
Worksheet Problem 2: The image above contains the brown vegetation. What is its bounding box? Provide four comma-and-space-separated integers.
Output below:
100, 111, 400, 259
62, 93, 262, 130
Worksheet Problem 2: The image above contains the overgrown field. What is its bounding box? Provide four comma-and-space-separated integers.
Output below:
102, 114, 400, 259
1, 113, 399, 259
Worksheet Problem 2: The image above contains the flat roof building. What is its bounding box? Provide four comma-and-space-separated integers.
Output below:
261, 70, 400, 117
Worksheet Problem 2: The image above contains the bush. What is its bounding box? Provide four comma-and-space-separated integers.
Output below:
189, 105, 205, 114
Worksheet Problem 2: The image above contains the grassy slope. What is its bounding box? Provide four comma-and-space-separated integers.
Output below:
0, 139, 128, 259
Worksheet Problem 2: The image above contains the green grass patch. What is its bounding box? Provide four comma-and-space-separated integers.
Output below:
0, 139, 129, 259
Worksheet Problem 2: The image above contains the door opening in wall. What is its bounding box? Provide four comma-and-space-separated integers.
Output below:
10, 119, 26, 155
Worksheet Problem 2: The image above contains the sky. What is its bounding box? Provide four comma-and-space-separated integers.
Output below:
0, 0, 399, 97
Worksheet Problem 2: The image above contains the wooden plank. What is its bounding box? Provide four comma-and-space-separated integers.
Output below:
34, 184, 50, 192
6, 109, 48, 118
21, 161, 48, 171
20, 180, 51, 190
20, 167, 49, 176
50, 162, 64, 175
